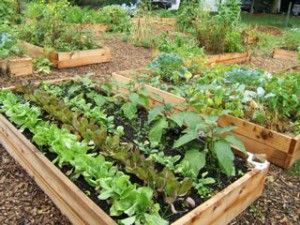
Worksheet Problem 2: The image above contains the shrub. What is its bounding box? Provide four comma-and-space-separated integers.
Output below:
282, 29, 300, 51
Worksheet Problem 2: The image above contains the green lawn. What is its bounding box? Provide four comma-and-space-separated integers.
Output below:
241, 13, 300, 28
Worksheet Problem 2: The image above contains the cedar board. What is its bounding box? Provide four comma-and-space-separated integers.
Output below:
0, 78, 269, 225
17, 41, 112, 69
112, 71, 300, 169
0, 56, 33, 77
273, 48, 299, 62
132, 17, 177, 25
152, 50, 251, 65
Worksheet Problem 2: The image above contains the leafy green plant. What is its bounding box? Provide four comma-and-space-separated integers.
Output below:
0, 33, 23, 59
33, 56, 52, 74
131, 18, 155, 48
171, 112, 247, 177
147, 53, 192, 84
0, 0, 21, 24
282, 29, 300, 51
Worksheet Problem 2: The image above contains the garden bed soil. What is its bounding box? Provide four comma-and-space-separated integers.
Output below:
0, 79, 269, 225
17, 41, 112, 69
112, 71, 300, 169
0, 56, 33, 77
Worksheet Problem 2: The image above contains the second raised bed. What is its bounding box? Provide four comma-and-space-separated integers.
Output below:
17, 41, 112, 69
112, 71, 300, 169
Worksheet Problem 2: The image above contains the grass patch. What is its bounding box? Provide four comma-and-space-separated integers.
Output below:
286, 161, 300, 177
241, 13, 300, 28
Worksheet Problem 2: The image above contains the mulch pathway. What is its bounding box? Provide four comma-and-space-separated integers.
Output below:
0, 34, 299, 225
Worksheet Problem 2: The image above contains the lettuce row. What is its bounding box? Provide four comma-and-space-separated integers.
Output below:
0, 90, 168, 225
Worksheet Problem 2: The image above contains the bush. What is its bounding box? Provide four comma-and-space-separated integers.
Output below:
18, 18, 99, 52
0, 0, 21, 24
282, 30, 300, 51
195, 0, 244, 53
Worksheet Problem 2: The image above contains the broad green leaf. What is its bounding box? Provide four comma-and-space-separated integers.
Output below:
184, 111, 203, 128
144, 213, 169, 225
170, 112, 186, 127
149, 118, 168, 146
177, 178, 193, 196
173, 132, 198, 149
181, 149, 206, 178
129, 93, 140, 106
213, 140, 235, 176
121, 102, 137, 120
147, 105, 164, 124
120, 216, 136, 225
215, 125, 236, 135
224, 135, 247, 154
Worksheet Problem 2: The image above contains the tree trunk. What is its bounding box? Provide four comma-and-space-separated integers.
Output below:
250, 0, 255, 14
285, 1, 293, 27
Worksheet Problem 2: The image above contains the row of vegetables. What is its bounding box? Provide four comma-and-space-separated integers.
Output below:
0, 77, 250, 225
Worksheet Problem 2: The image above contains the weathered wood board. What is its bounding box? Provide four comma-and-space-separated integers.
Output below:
112, 71, 300, 169
0, 78, 269, 225
17, 41, 112, 69
273, 48, 299, 62
206, 52, 251, 65
132, 17, 177, 25
152, 50, 251, 65
0, 56, 33, 77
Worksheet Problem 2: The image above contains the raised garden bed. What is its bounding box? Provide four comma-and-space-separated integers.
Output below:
152, 50, 251, 65
0, 78, 269, 225
0, 56, 33, 77
73, 23, 108, 36
206, 52, 251, 65
273, 48, 299, 62
17, 41, 111, 69
132, 17, 177, 25
112, 71, 300, 169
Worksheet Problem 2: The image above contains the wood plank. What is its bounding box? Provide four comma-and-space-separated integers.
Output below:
172, 168, 267, 225
17, 41, 111, 69
0, 115, 116, 225
273, 48, 298, 62
57, 47, 111, 68
0, 57, 33, 77
218, 114, 292, 153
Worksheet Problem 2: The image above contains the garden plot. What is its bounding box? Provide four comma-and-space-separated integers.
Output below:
112, 65, 300, 169
0, 77, 269, 225
0, 55, 32, 77
18, 41, 111, 69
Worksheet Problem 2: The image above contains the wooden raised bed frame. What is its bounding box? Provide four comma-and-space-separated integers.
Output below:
0, 78, 269, 225
112, 71, 300, 169
17, 41, 112, 69
273, 48, 299, 62
152, 50, 251, 65
132, 17, 177, 25
0, 56, 33, 77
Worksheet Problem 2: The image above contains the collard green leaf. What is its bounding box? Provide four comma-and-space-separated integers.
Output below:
173, 132, 198, 149
129, 93, 140, 106
181, 149, 206, 178
121, 102, 137, 120
147, 105, 164, 124
213, 140, 235, 176
148, 118, 168, 146
224, 135, 247, 154
170, 111, 186, 127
